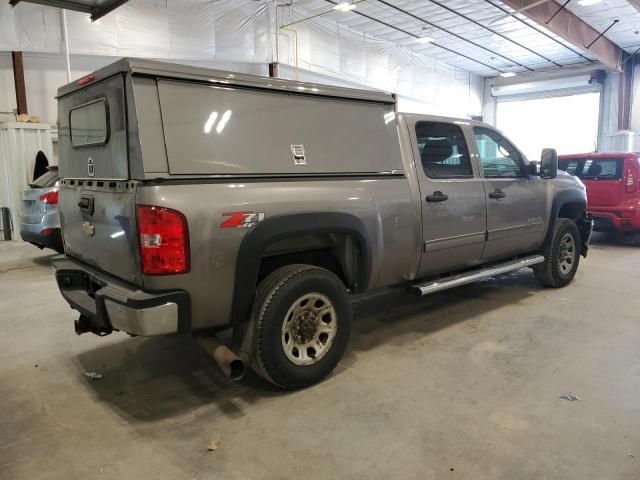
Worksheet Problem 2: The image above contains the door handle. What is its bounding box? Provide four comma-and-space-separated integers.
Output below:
489, 189, 506, 199
426, 191, 449, 202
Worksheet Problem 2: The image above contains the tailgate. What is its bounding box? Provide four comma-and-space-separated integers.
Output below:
559, 156, 624, 207
583, 179, 623, 207
57, 73, 142, 285
59, 180, 140, 284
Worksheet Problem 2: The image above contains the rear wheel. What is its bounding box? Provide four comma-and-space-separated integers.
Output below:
534, 218, 581, 288
251, 264, 352, 389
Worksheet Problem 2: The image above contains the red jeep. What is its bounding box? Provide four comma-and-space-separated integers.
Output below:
559, 152, 640, 234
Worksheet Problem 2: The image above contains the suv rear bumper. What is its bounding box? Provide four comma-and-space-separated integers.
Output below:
52, 255, 190, 336
590, 208, 640, 232
20, 227, 63, 251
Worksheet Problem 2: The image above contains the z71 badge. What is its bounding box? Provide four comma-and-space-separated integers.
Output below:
220, 212, 265, 228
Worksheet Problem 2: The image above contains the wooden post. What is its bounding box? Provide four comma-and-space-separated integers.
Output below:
11, 51, 28, 115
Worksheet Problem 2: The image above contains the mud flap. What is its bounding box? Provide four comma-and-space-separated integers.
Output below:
577, 212, 594, 258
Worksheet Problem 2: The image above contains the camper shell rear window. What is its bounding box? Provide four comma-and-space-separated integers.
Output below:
70, 99, 109, 148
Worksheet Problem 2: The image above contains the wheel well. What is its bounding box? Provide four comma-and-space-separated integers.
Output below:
558, 202, 585, 221
257, 233, 361, 290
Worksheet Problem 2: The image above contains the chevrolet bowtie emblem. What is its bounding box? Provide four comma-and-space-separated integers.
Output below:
82, 222, 95, 237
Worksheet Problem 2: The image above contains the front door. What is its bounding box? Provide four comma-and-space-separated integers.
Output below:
472, 126, 546, 261
411, 120, 487, 277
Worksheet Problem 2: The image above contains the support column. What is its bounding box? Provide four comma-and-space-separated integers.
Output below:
11, 52, 27, 115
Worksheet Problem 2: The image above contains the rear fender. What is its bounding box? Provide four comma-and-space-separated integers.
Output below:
230, 212, 373, 331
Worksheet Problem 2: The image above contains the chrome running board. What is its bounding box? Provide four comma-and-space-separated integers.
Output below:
410, 255, 545, 296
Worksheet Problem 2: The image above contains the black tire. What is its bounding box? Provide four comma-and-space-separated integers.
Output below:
251, 264, 352, 390
534, 218, 581, 288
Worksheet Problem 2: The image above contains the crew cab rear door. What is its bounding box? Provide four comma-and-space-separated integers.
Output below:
408, 118, 487, 277
472, 126, 546, 260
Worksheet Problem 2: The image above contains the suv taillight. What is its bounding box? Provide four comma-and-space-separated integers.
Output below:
136, 205, 190, 275
627, 170, 638, 193
39, 191, 59, 205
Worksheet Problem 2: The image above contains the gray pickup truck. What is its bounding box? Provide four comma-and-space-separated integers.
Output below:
52, 58, 592, 389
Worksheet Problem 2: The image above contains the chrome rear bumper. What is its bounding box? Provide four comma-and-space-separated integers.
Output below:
52, 255, 190, 336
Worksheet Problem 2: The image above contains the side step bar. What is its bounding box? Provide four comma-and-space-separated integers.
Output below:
410, 255, 545, 296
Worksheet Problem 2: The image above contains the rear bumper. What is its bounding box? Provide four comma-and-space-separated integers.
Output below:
20, 227, 63, 251
590, 209, 640, 232
52, 255, 190, 336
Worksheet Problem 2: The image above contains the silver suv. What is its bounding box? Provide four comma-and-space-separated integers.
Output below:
20, 166, 63, 253
51, 59, 593, 389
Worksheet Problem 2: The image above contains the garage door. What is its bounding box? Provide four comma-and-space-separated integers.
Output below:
495, 91, 601, 161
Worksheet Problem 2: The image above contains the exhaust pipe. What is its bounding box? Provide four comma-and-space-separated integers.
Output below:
74, 315, 92, 335
195, 334, 245, 382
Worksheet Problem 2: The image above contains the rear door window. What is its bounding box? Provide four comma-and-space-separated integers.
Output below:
559, 157, 623, 180
415, 122, 473, 178
70, 99, 109, 147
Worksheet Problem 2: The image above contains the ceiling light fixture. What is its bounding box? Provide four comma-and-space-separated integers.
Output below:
500, 72, 517, 78
577, 0, 602, 5
334, 2, 357, 12
415, 36, 434, 44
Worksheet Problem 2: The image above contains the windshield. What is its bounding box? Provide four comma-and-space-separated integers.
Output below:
30, 168, 59, 188
559, 157, 623, 180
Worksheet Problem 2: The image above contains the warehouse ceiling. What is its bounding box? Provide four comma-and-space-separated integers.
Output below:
291, 0, 639, 76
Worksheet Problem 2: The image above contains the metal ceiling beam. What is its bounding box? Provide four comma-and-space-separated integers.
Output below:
500, 0, 623, 71
374, 0, 535, 71
8, 0, 130, 21
324, 0, 505, 73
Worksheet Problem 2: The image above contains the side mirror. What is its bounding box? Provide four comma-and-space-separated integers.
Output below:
540, 148, 558, 179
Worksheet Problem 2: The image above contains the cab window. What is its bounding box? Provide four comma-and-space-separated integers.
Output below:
415, 122, 473, 179
473, 127, 525, 178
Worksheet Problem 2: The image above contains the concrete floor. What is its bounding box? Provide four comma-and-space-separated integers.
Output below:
1, 235, 639, 480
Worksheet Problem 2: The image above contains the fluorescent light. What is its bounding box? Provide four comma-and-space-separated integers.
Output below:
415, 36, 434, 44
578, 0, 602, 5
334, 2, 356, 12
500, 72, 517, 78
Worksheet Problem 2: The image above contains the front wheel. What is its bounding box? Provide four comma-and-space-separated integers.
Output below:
534, 218, 581, 288
251, 264, 352, 389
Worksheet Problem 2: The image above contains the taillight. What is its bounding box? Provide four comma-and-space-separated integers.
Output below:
626, 170, 638, 193
39, 191, 59, 205
136, 205, 190, 275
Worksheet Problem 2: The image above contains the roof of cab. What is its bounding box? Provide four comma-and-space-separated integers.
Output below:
57, 57, 396, 105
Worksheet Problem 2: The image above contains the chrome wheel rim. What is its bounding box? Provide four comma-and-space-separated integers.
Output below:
558, 233, 576, 275
281, 293, 337, 366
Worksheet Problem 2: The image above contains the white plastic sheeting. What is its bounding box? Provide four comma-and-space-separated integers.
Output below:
0, 123, 54, 239
277, 7, 483, 116
0, 0, 274, 63
0, 1, 483, 118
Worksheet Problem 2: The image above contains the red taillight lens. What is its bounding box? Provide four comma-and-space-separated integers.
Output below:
626, 170, 637, 193
39, 191, 59, 205
136, 205, 190, 275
